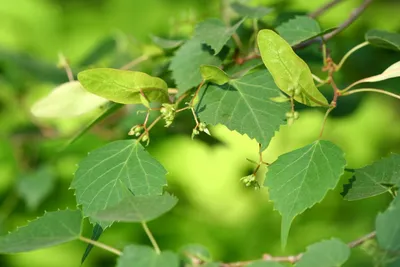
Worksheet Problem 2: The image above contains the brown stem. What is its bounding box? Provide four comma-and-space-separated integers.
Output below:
348, 231, 376, 248
309, 0, 343, 18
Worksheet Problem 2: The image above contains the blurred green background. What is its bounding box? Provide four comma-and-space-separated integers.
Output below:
1, 0, 400, 266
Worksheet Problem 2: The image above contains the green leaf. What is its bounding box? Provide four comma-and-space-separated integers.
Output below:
265, 140, 346, 247
71, 140, 167, 223
194, 18, 244, 55
179, 244, 212, 264
230, 2, 273, 19
276, 16, 321, 46
366, 29, 400, 52
344, 154, 400, 201
17, 167, 55, 211
78, 68, 169, 104
81, 223, 103, 264
0, 209, 82, 253
197, 70, 289, 150
92, 193, 178, 222
246, 261, 285, 267
257, 29, 329, 107
170, 39, 221, 94
116, 245, 179, 267
296, 239, 350, 267
376, 195, 400, 252
151, 35, 184, 50
200, 65, 230, 85
31, 81, 108, 118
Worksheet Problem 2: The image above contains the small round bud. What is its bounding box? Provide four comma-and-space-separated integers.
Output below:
293, 111, 300, 120
294, 88, 302, 96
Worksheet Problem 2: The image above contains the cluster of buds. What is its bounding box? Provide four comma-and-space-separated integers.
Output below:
191, 122, 210, 139
128, 125, 149, 145
240, 174, 260, 189
286, 111, 299, 126
287, 86, 302, 97
160, 103, 176, 127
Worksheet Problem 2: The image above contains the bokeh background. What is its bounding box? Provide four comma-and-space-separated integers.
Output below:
1, 0, 400, 266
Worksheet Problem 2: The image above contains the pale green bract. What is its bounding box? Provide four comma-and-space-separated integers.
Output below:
376, 195, 400, 252
200, 65, 230, 85
0, 210, 82, 253
265, 140, 346, 247
276, 16, 321, 46
78, 68, 169, 104
257, 29, 329, 107
117, 245, 179, 267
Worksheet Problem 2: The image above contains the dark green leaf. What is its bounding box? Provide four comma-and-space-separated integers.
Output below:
197, 70, 289, 150
78, 68, 169, 104
276, 16, 321, 46
344, 154, 400, 201
376, 195, 400, 252
116, 245, 179, 267
200, 65, 230, 85
257, 29, 329, 107
265, 140, 346, 247
231, 2, 273, 19
366, 29, 400, 52
93, 193, 178, 222
81, 223, 103, 264
0, 210, 82, 253
296, 238, 350, 267
151, 35, 184, 50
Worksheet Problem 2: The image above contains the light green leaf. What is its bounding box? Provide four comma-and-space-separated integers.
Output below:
231, 2, 273, 19
296, 239, 350, 267
0, 209, 82, 253
93, 193, 177, 222
31, 81, 108, 118
376, 195, 400, 252
257, 29, 329, 107
366, 29, 400, 52
71, 140, 167, 223
246, 261, 285, 267
276, 16, 321, 46
78, 68, 169, 104
344, 154, 400, 201
197, 70, 289, 150
117, 245, 179, 267
150, 35, 184, 50
200, 65, 230, 85
265, 140, 346, 247
194, 18, 244, 55
17, 167, 55, 211
170, 39, 221, 94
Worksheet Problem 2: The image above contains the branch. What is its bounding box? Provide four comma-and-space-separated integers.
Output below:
348, 231, 376, 248
309, 0, 343, 18
294, 0, 374, 50
341, 88, 400, 101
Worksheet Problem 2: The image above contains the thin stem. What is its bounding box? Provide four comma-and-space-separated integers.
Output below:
120, 55, 149, 70
336, 41, 369, 71
190, 80, 205, 106
341, 88, 400, 100
58, 53, 74, 82
348, 231, 376, 248
322, 42, 327, 65
191, 107, 200, 126
141, 221, 161, 254
319, 107, 334, 138
79, 236, 122, 256
168, 88, 178, 95
302, 90, 331, 107
309, 0, 343, 18
312, 73, 325, 84
136, 115, 162, 142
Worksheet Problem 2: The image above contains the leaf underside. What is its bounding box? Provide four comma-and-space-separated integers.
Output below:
366, 29, 400, 52
116, 245, 179, 267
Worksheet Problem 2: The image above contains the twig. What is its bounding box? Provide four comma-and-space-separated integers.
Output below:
348, 231, 376, 248
141, 221, 161, 254
79, 236, 122, 256
319, 106, 334, 138
294, 0, 374, 50
341, 88, 400, 101
309, 0, 343, 18
120, 55, 149, 70
58, 53, 74, 82
336, 41, 369, 71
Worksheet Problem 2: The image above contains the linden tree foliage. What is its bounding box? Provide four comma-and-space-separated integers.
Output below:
5, 1, 400, 267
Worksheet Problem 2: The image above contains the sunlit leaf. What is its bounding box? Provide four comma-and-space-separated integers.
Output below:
231, 2, 273, 19
197, 70, 289, 150
71, 140, 167, 224
78, 68, 169, 104
117, 245, 179, 267
265, 140, 346, 247
366, 29, 400, 52
276, 16, 321, 46
257, 30, 329, 107
296, 239, 350, 267
200, 65, 230, 85
344, 154, 400, 201
31, 81, 108, 118
0, 210, 82, 253
376, 195, 400, 252
93, 193, 178, 222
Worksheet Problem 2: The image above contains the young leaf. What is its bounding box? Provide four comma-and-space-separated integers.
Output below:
169, 39, 221, 94
194, 18, 244, 55
265, 140, 346, 247
246, 261, 285, 267
150, 35, 184, 50
366, 29, 400, 52
71, 140, 167, 223
230, 2, 273, 19
197, 70, 289, 150
81, 223, 103, 264
344, 154, 400, 201
200, 65, 230, 85
0, 209, 82, 253
376, 195, 400, 252
17, 167, 55, 211
116, 245, 179, 267
345, 61, 400, 90
257, 29, 329, 107
78, 68, 169, 104
276, 16, 321, 46
296, 239, 350, 267
92, 193, 178, 222
31, 81, 108, 118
